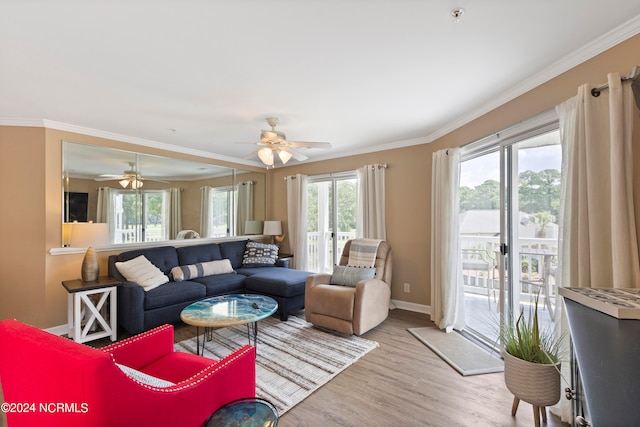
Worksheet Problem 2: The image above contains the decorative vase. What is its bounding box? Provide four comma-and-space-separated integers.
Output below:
81, 246, 99, 282
503, 351, 561, 406
503, 351, 561, 427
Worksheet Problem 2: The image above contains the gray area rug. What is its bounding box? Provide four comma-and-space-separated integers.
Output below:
176, 315, 378, 415
408, 326, 503, 376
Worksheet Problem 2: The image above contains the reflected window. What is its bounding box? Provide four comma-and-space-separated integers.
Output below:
202, 186, 234, 238
99, 188, 176, 243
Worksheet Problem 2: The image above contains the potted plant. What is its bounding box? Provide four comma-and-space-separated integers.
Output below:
500, 294, 564, 426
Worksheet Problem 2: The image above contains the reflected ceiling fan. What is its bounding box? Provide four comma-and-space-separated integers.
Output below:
95, 162, 169, 189
243, 117, 331, 167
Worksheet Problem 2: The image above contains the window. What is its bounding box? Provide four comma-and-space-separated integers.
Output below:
112, 189, 170, 243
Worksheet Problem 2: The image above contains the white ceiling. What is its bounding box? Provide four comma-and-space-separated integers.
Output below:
2, 1, 640, 168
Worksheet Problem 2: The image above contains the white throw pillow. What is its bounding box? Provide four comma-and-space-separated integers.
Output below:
171, 259, 234, 281
116, 363, 175, 388
115, 255, 169, 291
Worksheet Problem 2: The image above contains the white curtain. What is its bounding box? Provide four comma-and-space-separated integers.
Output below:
286, 174, 308, 270
236, 181, 254, 235
357, 164, 386, 240
168, 188, 182, 239
553, 70, 640, 422
96, 187, 115, 243
200, 186, 213, 238
430, 148, 465, 332
556, 71, 640, 290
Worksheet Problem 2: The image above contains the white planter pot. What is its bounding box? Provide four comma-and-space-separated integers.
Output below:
503, 351, 561, 407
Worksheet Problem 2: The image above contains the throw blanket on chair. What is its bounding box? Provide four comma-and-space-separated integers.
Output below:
348, 239, 382, 267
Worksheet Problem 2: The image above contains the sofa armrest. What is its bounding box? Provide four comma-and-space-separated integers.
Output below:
305, 273, 332, 290
117, 281, 146, 335
101, 324, 174, 369
353, 278, 391, 334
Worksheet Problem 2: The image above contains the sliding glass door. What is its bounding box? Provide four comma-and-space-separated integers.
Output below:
307, 174, 357, 273
460, 119, 561, 349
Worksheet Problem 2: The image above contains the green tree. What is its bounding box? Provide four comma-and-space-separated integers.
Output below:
519, 169, 560, 219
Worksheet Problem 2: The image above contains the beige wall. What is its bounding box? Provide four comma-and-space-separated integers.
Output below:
1, 33, 639, 328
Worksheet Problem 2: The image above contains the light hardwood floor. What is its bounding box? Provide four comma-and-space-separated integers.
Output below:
176, 309, 569, 427
0, 310, 570, 427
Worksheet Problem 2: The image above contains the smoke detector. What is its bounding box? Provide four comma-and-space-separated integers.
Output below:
451, 8, 464, 22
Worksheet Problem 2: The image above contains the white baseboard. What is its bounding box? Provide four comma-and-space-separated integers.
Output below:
46, 324, 68, 336
391, 299, 430, 315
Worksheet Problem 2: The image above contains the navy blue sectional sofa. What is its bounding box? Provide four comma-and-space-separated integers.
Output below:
108, 239, 312, 335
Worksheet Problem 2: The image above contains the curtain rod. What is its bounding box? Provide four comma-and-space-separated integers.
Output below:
591, 65, 640, 97
283, 164, 389, 181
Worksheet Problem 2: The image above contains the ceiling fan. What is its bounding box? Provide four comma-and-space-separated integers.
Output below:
244, 117, 331, 167
95, 162, 169, 189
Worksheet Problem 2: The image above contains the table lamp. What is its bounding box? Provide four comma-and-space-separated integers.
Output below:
245, 220, 264, 235
263, 221, 283, 245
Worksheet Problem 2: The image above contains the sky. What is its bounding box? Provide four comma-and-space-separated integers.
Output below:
460, 134, 562, 188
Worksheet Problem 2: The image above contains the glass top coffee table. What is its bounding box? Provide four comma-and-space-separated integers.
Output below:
206, 397, 278, 427
180, 294, 278, 355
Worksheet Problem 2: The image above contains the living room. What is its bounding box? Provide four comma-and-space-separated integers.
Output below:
2, 3, 640, 426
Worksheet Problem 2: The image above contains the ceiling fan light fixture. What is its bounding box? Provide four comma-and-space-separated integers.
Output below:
277, 149, 293, 165
258, 147, 274, 166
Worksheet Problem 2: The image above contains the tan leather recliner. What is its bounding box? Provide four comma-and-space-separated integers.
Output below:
305, 240, 392, 335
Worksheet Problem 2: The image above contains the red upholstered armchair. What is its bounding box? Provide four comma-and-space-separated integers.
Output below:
0, 319, 255, 427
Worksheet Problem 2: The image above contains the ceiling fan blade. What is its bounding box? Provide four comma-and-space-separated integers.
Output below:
95, 176, 124, 181
286, 147, 308, 161
144, 178, 170, 184
287, 141, 332, 149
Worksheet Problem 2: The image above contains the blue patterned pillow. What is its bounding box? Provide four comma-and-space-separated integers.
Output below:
242, 242, 279, 267
330, 265, 376, 287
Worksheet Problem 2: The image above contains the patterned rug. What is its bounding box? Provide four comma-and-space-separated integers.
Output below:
175, 315, 378, 415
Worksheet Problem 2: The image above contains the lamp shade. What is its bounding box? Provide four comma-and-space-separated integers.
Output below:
258, 147, 274, 166
245, 220, 264, 235
71, 222, 110, 247
263, 221, 282, 236
277, 149, 293, 165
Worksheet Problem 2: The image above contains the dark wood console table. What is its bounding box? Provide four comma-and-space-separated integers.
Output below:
562, 294, 640, 426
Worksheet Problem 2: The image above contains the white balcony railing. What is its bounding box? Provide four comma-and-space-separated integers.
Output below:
306, 231, 357, 273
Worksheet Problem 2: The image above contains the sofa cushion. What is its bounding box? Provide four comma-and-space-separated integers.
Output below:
115, 255, 170, 291
219, 240, 249, 269
144, 281, 206, 310
330, 265, 376, 287
176, 243, 223, 266
242, 241, 278, 267
191, 273, 247, 295
171, 259, 234, 281
245, 268, 312, 297
115, 246, 180, 276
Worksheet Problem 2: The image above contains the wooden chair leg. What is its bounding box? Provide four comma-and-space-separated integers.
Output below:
511, 397, 520, 416
533, 405, 541, 427
540, 406, 547, 423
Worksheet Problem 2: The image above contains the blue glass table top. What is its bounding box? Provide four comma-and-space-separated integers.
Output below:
206, 398, 278, 427
180, 294, 278, 328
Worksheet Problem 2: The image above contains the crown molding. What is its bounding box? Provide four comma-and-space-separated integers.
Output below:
312, 14, 640, 164
0, 117, 264, 168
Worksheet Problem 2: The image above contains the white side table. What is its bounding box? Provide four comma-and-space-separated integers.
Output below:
62, 277, 121, 343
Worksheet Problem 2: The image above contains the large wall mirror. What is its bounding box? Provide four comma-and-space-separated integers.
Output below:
62, 141, 266, 247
